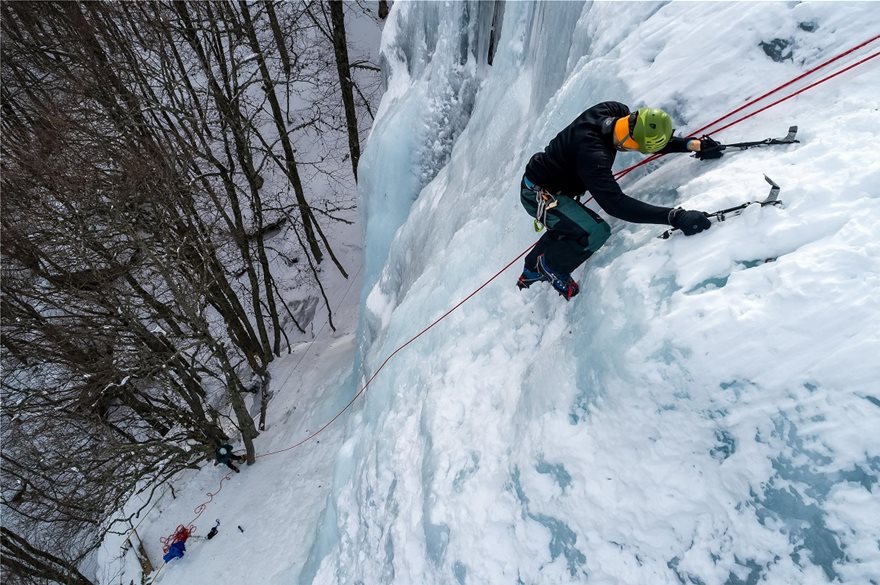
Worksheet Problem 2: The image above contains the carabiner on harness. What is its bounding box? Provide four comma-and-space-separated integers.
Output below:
533, 189, 557, 232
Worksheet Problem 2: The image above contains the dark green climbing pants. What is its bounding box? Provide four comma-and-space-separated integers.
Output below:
520, 175, 611, 274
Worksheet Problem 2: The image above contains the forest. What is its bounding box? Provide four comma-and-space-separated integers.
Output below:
0, 2, 382, 582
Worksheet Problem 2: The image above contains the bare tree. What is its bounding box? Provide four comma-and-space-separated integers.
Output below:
328, 1, 361, 180
1, 3, 382, 579
1, 527, 94, 585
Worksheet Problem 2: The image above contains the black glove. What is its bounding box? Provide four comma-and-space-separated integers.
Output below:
695, 135, 724, 160
669, 208, 711, 236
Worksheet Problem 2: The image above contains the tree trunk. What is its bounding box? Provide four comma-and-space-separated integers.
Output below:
215, 345, 259, 463
236, 1, 325, 266
329, 0, 361, 180
1, 527, 95, 585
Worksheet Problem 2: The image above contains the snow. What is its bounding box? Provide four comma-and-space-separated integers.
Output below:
97, 2, 880, 585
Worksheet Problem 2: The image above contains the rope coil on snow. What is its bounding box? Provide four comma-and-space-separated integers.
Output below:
159, 525, 193, 554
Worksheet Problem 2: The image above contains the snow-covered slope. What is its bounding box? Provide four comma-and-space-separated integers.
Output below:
113, 3, 879, 585
308, 3, 880, 584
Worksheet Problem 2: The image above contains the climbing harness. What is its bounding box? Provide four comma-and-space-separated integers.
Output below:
524, 175, 557, 231
534, 189, 557, 232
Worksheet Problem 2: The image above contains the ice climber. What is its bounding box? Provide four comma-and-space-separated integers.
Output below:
517, 101, 723, 300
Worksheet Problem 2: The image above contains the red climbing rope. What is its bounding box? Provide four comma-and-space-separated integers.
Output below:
256, 242, 538, 459
708, 49, 880, 136
613, 34, 880, 181
161, 245, 536, 547
160, 525, 193, 553
691, 34, 879, 138
184, 470, 235, 527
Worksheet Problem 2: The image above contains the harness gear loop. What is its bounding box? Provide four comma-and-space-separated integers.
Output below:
534, 188, 557, 232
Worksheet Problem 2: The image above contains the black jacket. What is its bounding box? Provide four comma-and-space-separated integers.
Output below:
215, 444, 234, 464
525, 101, 690, 225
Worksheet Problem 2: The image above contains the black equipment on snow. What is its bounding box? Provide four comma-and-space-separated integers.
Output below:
207, 519, 220, 540
659, 175, 782, 239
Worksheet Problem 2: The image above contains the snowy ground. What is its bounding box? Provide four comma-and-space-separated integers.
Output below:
93, 251, 362, 585
97, 3, 880, 585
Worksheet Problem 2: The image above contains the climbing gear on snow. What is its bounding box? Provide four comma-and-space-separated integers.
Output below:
660, 175, 782, 239
719, 126, 799, 151
161, 525, 192, 554
536, 254, 580, 300
694, 126, 799, 160
632, 107, 673, 153
207, 519, 220, 540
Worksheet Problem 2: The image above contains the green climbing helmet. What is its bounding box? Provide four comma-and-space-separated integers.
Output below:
632, 107, 673, 154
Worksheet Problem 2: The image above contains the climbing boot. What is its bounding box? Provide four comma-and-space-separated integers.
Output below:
536, 254, 580, 300
516, 265, 547, 290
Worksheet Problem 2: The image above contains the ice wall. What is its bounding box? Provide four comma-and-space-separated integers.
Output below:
307, 2, 880, 584
356, 1, 502, 303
